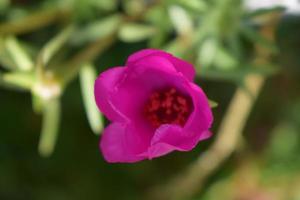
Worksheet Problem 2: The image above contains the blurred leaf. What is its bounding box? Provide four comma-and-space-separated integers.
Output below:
37, 25, 74, 68
267, 123, 299, 160
123, 0, 145, 16
241, 25, 278, 53
0, 8, 69, 35
168, 5, 193, 36
201, 178, 234, 200
118, 23, 156, 43
145, 6, 173, 33
0, 72, 34, 90
198, 63, 279, 82
0, 38, 18, 70
209, 99, 218, 108
163, 38, 186, 57
71, 14, 121, 45
198, 36, 219, 68
214, 47, 238, 70
246, 6, 285, 18
79, 63, 103, 135
5, 36, 33, 71
38, 98, 61, 157
72, 0, 117, 20
32, 93, 44, 114
227, 33, 243, 58
177, 0, 207, 12
88, 0, 117, 11
149, 32, 167, 48
0, 0, 10, 12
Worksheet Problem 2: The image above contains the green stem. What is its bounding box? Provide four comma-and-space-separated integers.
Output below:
0, 8, 70, 35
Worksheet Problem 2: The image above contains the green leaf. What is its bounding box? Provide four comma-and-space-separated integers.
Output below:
4, 36, 33, 71
123, 0, 145, 16
168, 5, 193, 36
38, 25, 74, 68
241, 25, 278, 53
1, 72, 35, 90
0, 50, 18, 70
79, 63, 103, 135
38, 98, 61, 157
0, 0, 10, 12
118, 23, 156, 42
177, 0, 207, 12
246, 6, 285, 18
208, 99, 218, 108
214, 47, 238, 70
268, 123, 299, 160
89, 0, 117, 11
71, 14, 121, 45
198, 36, 219, 68
32, 93, 44, 114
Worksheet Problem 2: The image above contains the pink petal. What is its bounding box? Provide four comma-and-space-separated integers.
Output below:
184, 83, 213, 134
126, 49, 195, 81
100, 122, 149, 163
107, 64, 189, 123
94, 67, 128, 122
147, 124, 207, 159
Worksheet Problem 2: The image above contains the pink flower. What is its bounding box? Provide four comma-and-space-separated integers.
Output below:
94, 49, 213, 163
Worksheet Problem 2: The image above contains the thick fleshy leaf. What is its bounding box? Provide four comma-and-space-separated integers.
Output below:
38, 98, 61, 157
5, 36, 33, 71
118, 23, 156, 42
80, 63, 103, 135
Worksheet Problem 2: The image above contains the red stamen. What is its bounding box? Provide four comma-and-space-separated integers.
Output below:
144, 87, 193, 128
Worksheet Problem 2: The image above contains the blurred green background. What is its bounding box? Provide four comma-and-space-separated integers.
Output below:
1, 0, 300, 199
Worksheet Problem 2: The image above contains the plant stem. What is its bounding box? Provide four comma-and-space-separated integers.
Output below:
0, 8, 70, 35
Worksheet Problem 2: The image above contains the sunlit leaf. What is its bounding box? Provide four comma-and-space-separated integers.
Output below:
71, 14, 121, 45
123, 0, 145, 16
168, 5, 193, 36
79, 63, 103, 135
32, 93, 44, 114
0, 51, 18, 70
118, 23, 156, 43
0, 8, 66, 35
1, 72, 34, 90
209, 99, 218, 108
177, 0, 207, 12
38, 98, 61, 157
37, 25, 74, 68
5, 36, 33, 71
198, 36, 219, 68
214, 47, 238, 70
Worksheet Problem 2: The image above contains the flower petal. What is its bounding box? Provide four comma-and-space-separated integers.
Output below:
100, 122, 149, 163
126, 49, 195, 81
94, 67, 128, 122
184, 82, 213, 135
108, 65, 189, 123
147, 124, 205, 159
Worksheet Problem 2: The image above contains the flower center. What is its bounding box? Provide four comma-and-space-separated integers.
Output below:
144, 88, 193, 128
